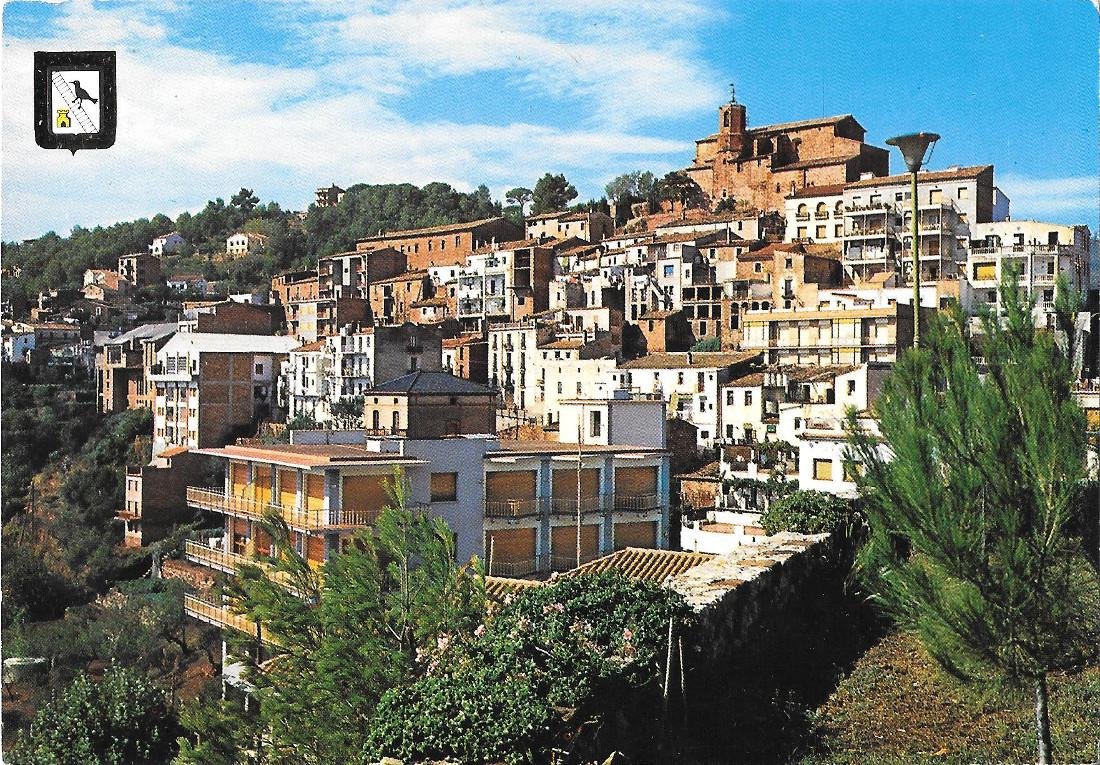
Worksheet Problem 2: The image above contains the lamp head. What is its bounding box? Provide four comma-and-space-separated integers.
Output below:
885, 132, 940, 173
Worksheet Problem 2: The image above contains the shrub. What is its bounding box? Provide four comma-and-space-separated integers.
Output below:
365, 572, 691, 764
760, 489, 854, 536
11, 666, 174, 764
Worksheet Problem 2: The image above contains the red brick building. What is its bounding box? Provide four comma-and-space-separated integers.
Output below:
355, 217, 523, 270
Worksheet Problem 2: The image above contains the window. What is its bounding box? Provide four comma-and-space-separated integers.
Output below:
843, 461, 861, 482
813, 458, 833, 481
430, 472, 458, 501
796, 226, 807, 239
254, 363, 263, 374
816, 225, 826, 239
392, 411, 401, 431
372, 410, 380, 429
847, 379, 856, 395
957, 187, 969, 200
744, 390, 753, 405
754, 262, 763, 273
589, 410, 602, 438
663, 264, 674, 277
785, 257, 793, 269
834, 225, 843, 238
928, 189, 942, 204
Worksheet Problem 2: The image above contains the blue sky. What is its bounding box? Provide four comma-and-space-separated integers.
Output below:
2, 0, 1096, 240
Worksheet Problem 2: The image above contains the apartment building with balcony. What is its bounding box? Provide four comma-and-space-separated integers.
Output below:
845, 165, 1008, 281
283, 323, 446, 423
150, 333, 297, 455
180, 429, 672, 631
613, 351, 761, 450
785, 185, 847, 244
967, 220, 1091, 323
740, 294, 934, 366
455, 240, 557, 330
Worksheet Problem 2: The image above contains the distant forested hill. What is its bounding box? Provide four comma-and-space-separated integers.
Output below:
0, 182, 502, 306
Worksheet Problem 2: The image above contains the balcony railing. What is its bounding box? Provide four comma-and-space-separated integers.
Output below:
549, 494, 607, 515
614, 493, 662, 512
186, 487, 388, 529
487, 558, 539, 577
547, 552, 600, 572
484, 497, 542, 518
184, 593, 276, 644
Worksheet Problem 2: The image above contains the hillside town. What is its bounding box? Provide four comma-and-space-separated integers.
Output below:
3, 93, 1098, 764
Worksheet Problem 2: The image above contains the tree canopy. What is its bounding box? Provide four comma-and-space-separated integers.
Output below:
845, 275, 1098, 763
531, 173, 579, 215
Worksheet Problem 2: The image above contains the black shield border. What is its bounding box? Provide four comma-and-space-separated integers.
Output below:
34, 50, 117, 152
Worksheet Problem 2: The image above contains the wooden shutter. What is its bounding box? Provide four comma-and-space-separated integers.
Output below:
614, 466, 657, 497
278, 470, 297, 508
614, 521, 656, 550
551, 524, 599, 560
253, 466, 272, 504
230, 462, 248, 496
552, 468, 600, 499
305, 473, 326, 511
485, 470, 536, 501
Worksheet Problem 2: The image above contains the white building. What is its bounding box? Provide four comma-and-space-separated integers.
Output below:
785, 185, 846, 244
613, 351, 761, 450
282, 324, 445, 424
226, 232, 268, 256
167, 274, 209, 296
967, 220, 1091, 325
150, 232, 186, 257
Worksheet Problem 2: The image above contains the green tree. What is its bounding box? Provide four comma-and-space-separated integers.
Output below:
657, 171, 709, 217
179, 468, 484, 764
604, 170, 658, 216
531, 173, 578, 215
845, 275, 1098, 764
504, 187, 533, 218
230, 188, 259, 216
11, 666, 174, 764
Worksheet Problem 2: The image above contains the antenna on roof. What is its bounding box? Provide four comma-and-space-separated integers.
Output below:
729, 82, 736, 104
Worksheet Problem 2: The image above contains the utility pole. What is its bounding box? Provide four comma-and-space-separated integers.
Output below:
576, 402, 583, 569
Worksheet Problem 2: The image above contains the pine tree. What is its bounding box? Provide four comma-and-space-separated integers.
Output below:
846, 274, 1098, 764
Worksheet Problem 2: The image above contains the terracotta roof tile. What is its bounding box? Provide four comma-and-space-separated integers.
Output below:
567, 548, 713, 583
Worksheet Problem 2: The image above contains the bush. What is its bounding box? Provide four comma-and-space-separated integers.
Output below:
690, 337, 721, 351
760, 489, 855, 536
365, 572, 691, 764
10, 666, 175, 764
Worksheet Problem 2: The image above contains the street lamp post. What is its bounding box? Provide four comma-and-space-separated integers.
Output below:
885, 132, 939, 348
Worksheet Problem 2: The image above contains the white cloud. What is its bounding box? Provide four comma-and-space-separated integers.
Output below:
996, 174, 1098, 222
2, 1, 722, 239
